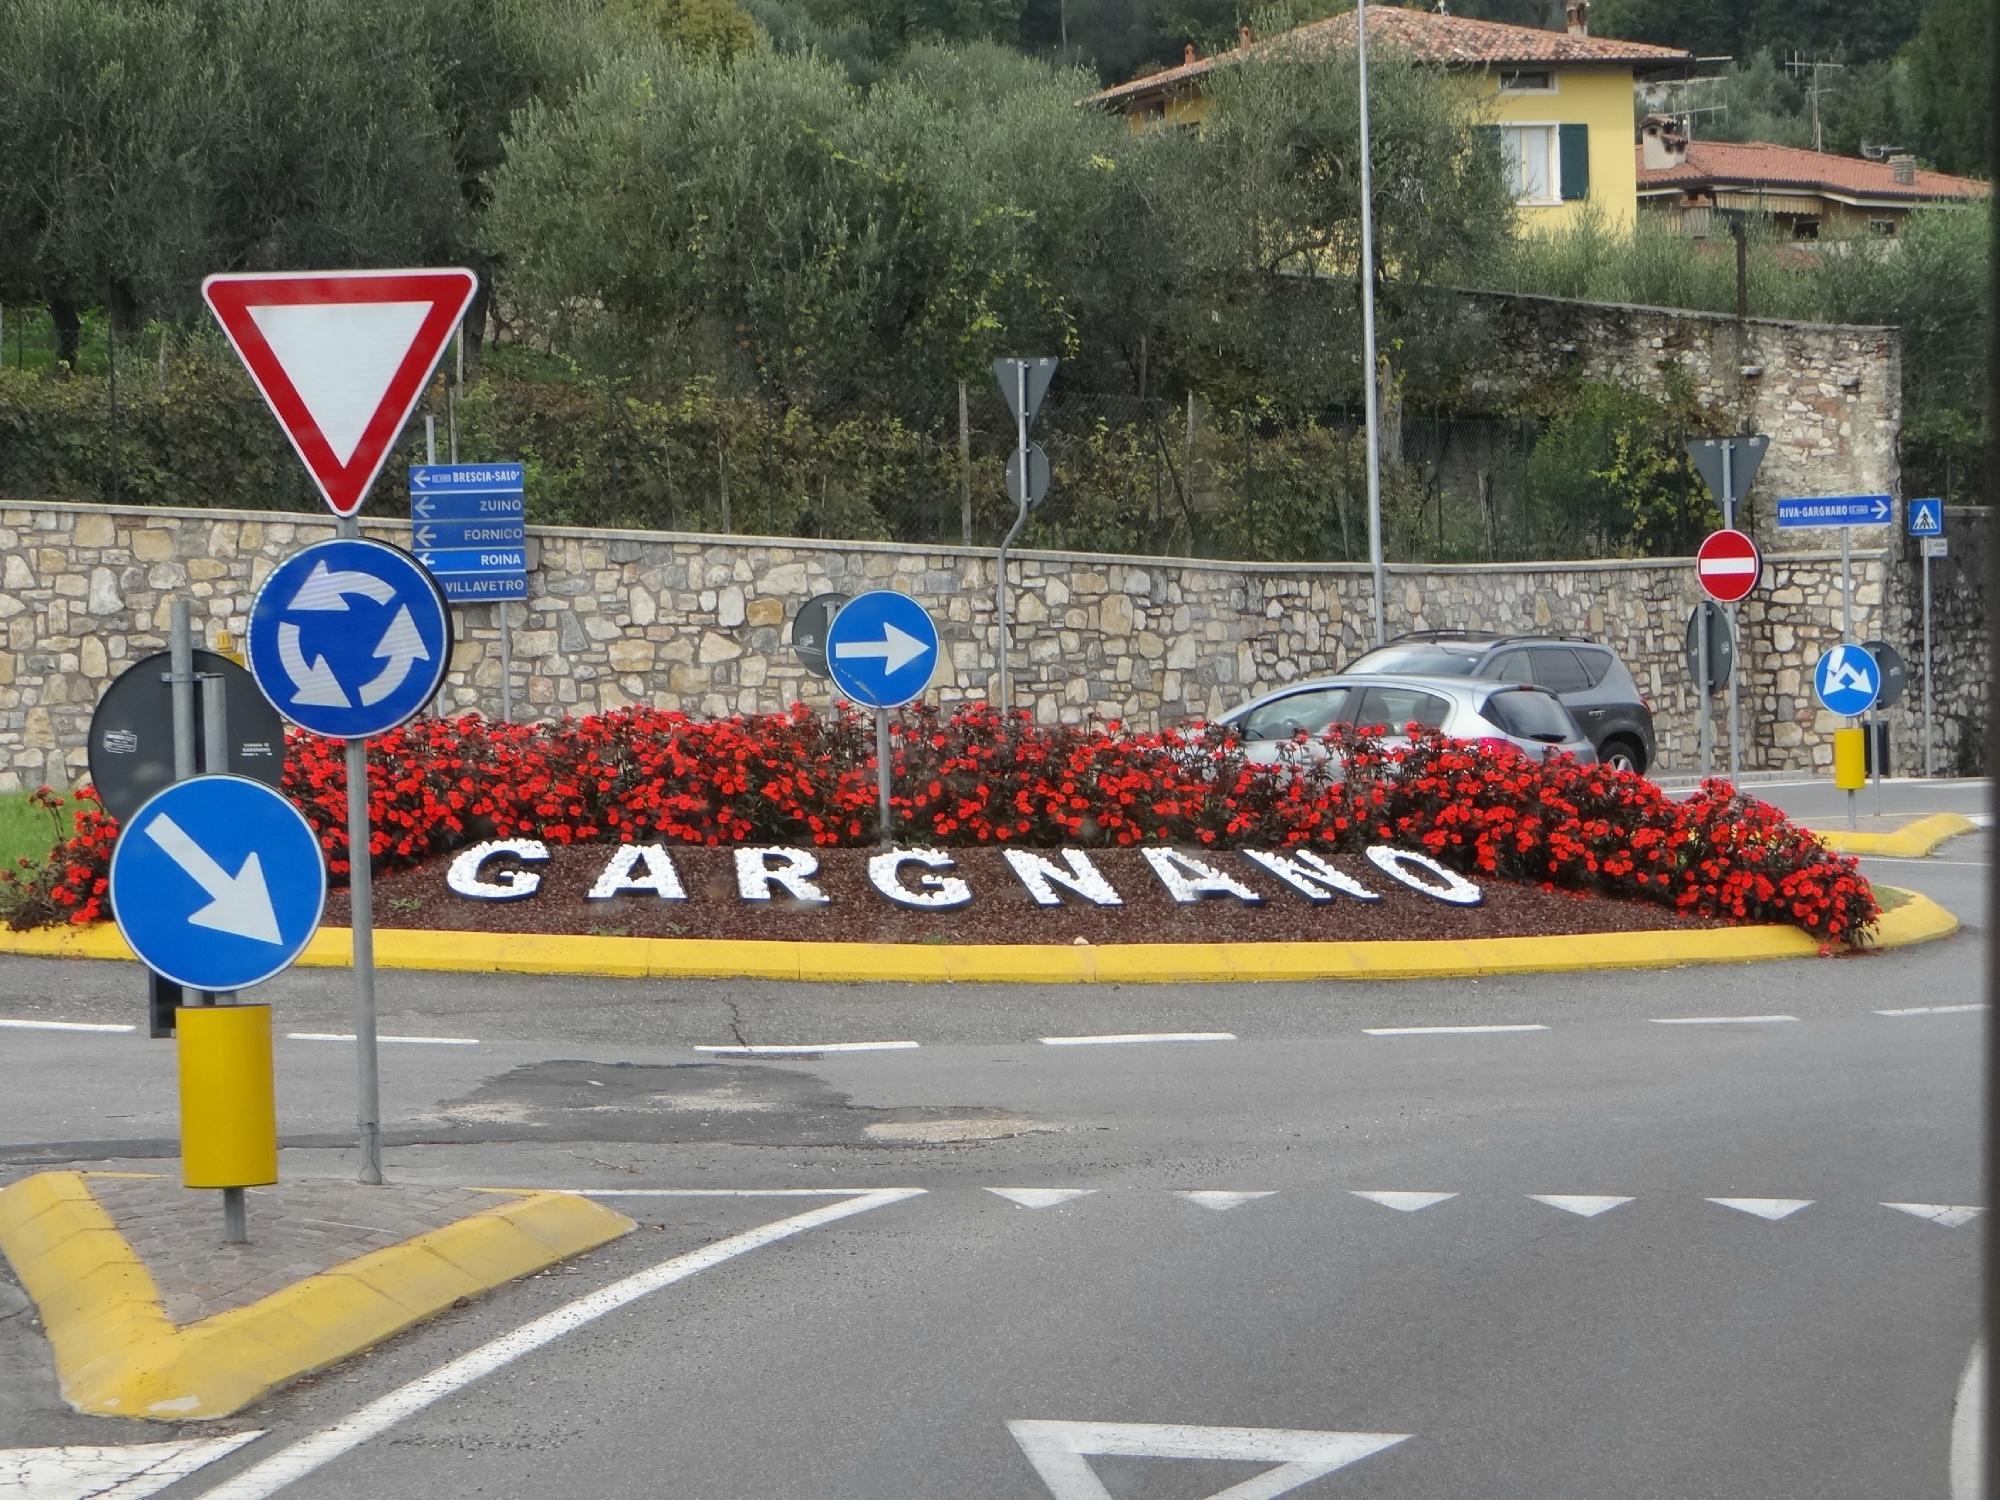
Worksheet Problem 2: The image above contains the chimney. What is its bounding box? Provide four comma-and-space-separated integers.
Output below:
1183, 42, 1197, 65
1565, 0, 1589, 35
1639, 113, 1688, 169
1889, 153, 1916, 185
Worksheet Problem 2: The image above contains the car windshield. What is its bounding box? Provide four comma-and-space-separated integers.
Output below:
1482, 688, 1578, 743
1345, 644, 1484, 676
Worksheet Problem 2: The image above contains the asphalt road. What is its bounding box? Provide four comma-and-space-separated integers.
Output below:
0, 785, 1986, 1499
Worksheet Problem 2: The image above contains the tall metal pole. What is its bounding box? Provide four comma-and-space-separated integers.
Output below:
1923, 548, 1934, 777
1840, 526, 1852, 638
200, 670, 247, 1244
499, 603, 514, 724
875, 709, 893, 846
1357, 0, 1386, 647
169, 600, 197, 782
1722, 444, 1740, 781
336, 516, 383, 1186
1696, 603, 1712, 777
995, 364, 1030, 717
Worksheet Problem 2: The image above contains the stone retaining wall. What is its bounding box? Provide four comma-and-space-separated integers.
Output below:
4, 499, 1978, 797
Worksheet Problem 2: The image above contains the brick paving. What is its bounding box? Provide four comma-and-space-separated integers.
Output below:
87, 1176, 507, 1326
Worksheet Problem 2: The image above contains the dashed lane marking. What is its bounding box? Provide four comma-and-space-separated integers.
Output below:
1529, 1195, 1634, 1218
1039, 1031, 1237, 1047
1349, 1191, 1458, 1213
692, 1041, 920, 1056
1650, 1014, 1797, 1026
1876, 1004, 1988, 1017
1707, 1197, 1813, 1221
987, 1189, 1098, 1209
1362, 1024, 1548, 1037
0, 1018, 135, 1033
1884, 1203, 1985, 1228
1175, 1191, 1277, 1212
287, 1032, 479, 1045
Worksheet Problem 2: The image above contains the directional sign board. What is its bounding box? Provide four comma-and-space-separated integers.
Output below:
410, 463, 528, 602
109, 775, 326, 992
1814, 643, 1881, 716
1907, 497, 1943, 537
88, 651, 285, 821
1776, 495, 1894, 529
1695, 528, 1761, 604
203, 269, 477, 518
246, 538, 452, 739
824, 590, 939, 710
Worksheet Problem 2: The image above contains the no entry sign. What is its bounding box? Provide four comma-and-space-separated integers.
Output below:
1695, 529, 1761, 604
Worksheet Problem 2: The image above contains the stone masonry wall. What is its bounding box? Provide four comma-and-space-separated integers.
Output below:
4, 499, 1977, 798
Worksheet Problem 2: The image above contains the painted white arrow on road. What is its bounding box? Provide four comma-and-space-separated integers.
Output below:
832, 621, 928, 674
0, 1432, 261, 1498
277, 622, 348, 707
144, 813, 282, 945
1008, 1419, 1410, 1499
288, 560, 397, 611
356, 604, 430, 706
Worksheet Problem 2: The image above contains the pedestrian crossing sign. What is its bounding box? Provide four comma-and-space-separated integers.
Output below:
1908, 498, 1943, 537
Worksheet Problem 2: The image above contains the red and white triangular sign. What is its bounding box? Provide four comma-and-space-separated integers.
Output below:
202, 268, 477, 518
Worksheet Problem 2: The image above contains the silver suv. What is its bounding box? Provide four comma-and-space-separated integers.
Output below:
1215, 673, 1595, 767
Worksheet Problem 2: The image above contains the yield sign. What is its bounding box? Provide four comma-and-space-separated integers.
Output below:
1008, 1419, 1410, 1498
203, 268, 477, 518
1695, 528, 1761, 604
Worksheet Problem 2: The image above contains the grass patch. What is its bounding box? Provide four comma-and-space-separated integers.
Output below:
1874, 885, 1913, 913
0, 791, 71, 874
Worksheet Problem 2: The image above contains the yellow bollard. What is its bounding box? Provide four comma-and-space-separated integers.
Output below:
177, 1004, 278, 1188
1832, 726, 1867, 792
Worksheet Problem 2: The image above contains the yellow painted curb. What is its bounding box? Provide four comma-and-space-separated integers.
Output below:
1811, 813, 1979, 858
0, 886, 1954, 982
0, 1172, 633, 1421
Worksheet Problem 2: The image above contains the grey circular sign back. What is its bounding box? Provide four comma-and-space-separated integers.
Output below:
1861, 639, 1908, 708
88, 651, 287, 821
791, 592, 850, 679
1682, 602, 1734, 693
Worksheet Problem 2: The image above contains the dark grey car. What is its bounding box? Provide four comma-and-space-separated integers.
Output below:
1343, 632, 1657, 774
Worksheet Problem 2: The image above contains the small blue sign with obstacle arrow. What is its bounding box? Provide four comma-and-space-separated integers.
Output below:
409, 463, 528, 603
824, 590, 940, 709
109, 775, 327, 992
246, 538, 452, 739
1907, 497, 1943, 537
1813, 643, 1881, 717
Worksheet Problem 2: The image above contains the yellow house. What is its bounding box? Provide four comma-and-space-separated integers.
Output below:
1084, 2, 1692, 235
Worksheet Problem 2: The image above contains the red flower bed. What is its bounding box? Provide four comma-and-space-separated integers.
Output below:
1, 703, 1877, 943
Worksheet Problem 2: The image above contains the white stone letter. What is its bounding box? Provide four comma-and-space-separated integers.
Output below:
868, 849, 972, 910
588, 844, 686, 902
1002, 848, 1123, 908
1365, 845, 1483, 906
1240, 848, 1382, 904
734, 846, 830, 905
1141, 847, 1262, 904
447, 840, 547, 902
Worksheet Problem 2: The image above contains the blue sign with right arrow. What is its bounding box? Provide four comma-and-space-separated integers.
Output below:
109, 775, 327, 992
245, 538, 453, 739
824, 590, 940, 709
1776, 495, 1893, 529
1813, 643, 1881, 717
410, 463, 528, 603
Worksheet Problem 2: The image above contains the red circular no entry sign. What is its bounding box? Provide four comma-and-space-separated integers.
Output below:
1696, 528, 1761, 604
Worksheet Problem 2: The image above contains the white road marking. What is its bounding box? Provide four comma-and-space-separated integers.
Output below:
1952, 1340, 1985, 1500
691, 1041, 919, 1056
1175, 1191, 1276, 1212
1350, 1191, 1456, 1213
1650, 1014, 1796, 1026
286, 1033, 479, 1046
1363, 1024, 1547, 1036
988, 1188, 1097, 1209
1884, 1202, 1985, 1228
1706, 1197, 1812, 1221
1007, 1419, 1410, 1499
1529, 1195, 1633, 1218
1968, 813, 1994, 827
0, 1018, 135, 1034
565, 1188, 872, 1198
1857, 856, 1991, 866
192, 1188, 924, 1500
1875, 1004, 1988, 1017
0, 1433, 261, 1499
1039, 1031, 1237, 1046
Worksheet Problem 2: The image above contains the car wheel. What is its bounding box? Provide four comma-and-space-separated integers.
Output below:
1601, 737, 1645, 775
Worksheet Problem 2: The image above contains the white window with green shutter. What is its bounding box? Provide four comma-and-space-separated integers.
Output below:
1485, 122, 1590, 207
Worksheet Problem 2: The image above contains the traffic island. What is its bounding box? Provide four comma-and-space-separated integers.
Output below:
0, 1172, 632, 1420
1809, 813, 1979, 858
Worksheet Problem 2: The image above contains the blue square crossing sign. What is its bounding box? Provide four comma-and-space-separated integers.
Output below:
1907, 497, 1943, 537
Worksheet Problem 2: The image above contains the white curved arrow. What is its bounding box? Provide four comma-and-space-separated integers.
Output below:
144, 812, 282, 945
289, 560, 397, 612
357, 604, 430, 706
277, 622, 349, 707
833, 622, 928, 675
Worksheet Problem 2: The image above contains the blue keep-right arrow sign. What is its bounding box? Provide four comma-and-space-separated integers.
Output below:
1907, 497, 1943, 537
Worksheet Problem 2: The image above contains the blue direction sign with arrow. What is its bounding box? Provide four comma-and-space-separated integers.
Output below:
410, 463, 527, 603
245, 538, 452, 739
1776, 495, 1893, 529
109, 775, 326, 992
1814, 643, 1881, 716
824, 590, 940, 709
1907, 497, 1943, 537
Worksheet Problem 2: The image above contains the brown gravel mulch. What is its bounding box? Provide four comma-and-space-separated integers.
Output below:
324, 844, 1727, 946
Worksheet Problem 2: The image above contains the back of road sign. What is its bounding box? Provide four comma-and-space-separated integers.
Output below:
109, 775, 327, 992
89, 651, 285, 821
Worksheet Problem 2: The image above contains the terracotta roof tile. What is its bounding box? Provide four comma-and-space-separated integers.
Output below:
1085, 5, 1690, 107
1636, 140, 1990, 203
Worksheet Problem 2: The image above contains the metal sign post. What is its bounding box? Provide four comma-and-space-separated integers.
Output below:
1687, 436, 1768, 778
1696, 603, 1711, 777
875, 709, 893, 846
992, 358, 1055, 719
334, 523, 382, 1184
1721, 443, 1739, 782
1908, 500, 1945, 777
